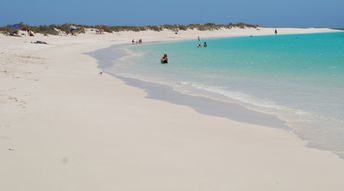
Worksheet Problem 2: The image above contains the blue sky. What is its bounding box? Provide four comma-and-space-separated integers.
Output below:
1, 0, 343, 27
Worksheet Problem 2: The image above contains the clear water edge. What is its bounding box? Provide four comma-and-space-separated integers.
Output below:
93, 32, 344, 159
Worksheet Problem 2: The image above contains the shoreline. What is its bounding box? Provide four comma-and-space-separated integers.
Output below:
89, 44, 290, 130
2, 28, 344, 190
146, 30, 344, 44
90, 33, 344, 159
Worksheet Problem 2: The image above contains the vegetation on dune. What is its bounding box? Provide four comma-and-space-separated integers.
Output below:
0, 23, 88, 36
0, 22, 259, 36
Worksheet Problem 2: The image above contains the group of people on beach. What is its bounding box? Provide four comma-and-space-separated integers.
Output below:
96, 29, 105, 34
132, 39, 143, 44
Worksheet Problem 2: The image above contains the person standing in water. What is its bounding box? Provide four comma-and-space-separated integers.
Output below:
161, 54, 168, 64
203, 42, 208, 48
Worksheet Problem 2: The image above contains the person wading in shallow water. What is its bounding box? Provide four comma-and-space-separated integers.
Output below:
161, 54, 168, 64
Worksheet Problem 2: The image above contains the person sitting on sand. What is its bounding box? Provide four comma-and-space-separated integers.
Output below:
97, 29, 104, 34
138, 39, 143, 44
132, 39, 135, 44
27, 30, 34, 37
275, 29, 278, 35
203, 42, 208, 48
161, 54, 168, 64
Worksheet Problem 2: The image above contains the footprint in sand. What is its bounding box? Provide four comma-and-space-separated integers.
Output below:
62, 157, 69, 164
8, 96, 18, 102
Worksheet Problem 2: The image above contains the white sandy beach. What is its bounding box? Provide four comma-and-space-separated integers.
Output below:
1, 27, 344, 191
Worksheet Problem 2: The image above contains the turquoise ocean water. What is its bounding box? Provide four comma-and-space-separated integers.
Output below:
105, 32, 344, 156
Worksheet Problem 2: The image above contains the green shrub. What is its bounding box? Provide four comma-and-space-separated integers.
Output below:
0, 22, 259, 35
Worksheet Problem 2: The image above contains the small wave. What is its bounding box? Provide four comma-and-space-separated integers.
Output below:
180, 81, 285, 110
179, 81, 344, 126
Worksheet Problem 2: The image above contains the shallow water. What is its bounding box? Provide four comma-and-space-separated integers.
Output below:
92, 32, 344, 157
